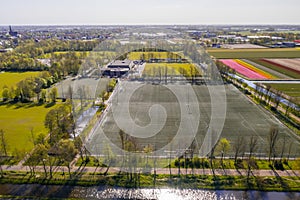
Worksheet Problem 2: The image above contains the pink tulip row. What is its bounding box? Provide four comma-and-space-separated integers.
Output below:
220, 59, 268, 80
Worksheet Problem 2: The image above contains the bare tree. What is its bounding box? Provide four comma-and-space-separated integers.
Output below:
265, 85, 272, 105
77, 85, 86, 111
280, 136, 286, 161
247, 136, 258, 180
104, 143, 116, 175
287, 141, 293, 162
268, 125, 279, 163
189, 139, 197, 175
285, 98, 293, 117
248, 136, 258, 159
274, 90, 282, 109
233, 136, 246, 164
209, 138, 219, 177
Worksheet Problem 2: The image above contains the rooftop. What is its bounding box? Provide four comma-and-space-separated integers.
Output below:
108, 59, 132, 67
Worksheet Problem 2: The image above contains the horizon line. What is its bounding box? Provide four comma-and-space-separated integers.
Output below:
1, 23, 300, 27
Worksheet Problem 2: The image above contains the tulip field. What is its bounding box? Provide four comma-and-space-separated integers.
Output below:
220, 59, 275, 79
220, 58, 300, 80
262, 59, 300, 74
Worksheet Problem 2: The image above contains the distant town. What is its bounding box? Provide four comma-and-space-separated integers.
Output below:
1, 25, 300, 50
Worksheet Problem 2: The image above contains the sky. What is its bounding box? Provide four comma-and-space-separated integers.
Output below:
1, 0, 300, 25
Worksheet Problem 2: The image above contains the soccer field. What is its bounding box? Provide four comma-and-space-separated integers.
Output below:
87, 81, 300, 160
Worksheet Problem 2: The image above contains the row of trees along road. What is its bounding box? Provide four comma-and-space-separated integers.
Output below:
172, 125, 295, 179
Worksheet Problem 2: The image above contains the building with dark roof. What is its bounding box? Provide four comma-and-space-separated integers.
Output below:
102, 59, 133, 77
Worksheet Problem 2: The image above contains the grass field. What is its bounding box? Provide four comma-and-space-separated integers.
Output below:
143, 63, 201, 77
264, 83, 300, 103
0, 72, 41, 97
207, 48, 300, 59
0, 103, 59, 154
87, 82, 300, 168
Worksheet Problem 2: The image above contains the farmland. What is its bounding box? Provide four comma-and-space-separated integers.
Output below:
207, 48, 300, 59
0, 103, 59, 154
220, 59, 269, 79
0, 72, 41, 97
220, 58, 300, 80
263, 59, 300, 73
248, 59, 300, 79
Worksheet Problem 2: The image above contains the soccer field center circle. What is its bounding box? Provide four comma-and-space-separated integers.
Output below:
72, 27, 227, 171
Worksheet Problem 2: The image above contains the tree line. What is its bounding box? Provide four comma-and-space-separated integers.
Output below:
2, 72, 58, 103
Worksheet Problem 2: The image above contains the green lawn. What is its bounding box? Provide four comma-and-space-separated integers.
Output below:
0, 103, 59, 154
0, 72, 41, 97
207, 48, 300, 59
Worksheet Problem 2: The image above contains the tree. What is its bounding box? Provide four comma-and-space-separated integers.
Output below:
45, 109, 57, 143
44, 104, 74, 144
49, 87, 58, 103
2, 88, 9, 101
57, 139, 78, 178
143, 144, 153, 172
74, 136, 84, 161
103, 143, 116, 175
40, 89, 47, 103
268, 125, 279, 163
17, 79, 34, 102
280, 136, 287, 161
33, 77, 44, 102
247, 136, 258, 180
233, 136, 246, 164
77, 85, 86, 111
27, 144, 48, 177
0, 129, 8, 177
285, 98, 293, 117
265, 85, 272, 105
274, 90, 282, 109
0, 129, 8, 156
216, 138, 231, 167
248, 136, 258, 159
